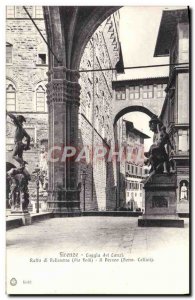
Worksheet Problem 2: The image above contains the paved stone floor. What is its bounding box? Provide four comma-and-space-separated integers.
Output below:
7, 216, 189, 254
6, 217, 190, 295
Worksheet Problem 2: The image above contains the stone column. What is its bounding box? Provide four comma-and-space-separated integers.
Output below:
46, 66, 81, 216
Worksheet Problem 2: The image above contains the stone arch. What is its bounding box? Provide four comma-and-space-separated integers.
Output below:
113, 105, 156, 125
6, 78, 17, 111
43, 6, 121, 71
71, 7, 121, 70
34, 81, 47, 112
6, 77, 17, 90
33, 79, 47, 92
43, 7, 66, 69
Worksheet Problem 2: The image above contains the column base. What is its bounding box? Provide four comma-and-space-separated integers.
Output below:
47, 201, 81, 215
52, 211, 82, 217
47, 189, 81, 216
8, 211, 32, 225
138, 214, 184, 228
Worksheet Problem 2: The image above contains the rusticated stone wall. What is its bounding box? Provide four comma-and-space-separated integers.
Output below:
79, 12, 120, 211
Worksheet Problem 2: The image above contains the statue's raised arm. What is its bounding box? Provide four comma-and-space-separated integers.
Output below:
7, 111, 20, 126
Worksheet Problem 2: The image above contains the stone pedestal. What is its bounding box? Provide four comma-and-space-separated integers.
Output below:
8, 211, 32, 226
138, 174, 184, 227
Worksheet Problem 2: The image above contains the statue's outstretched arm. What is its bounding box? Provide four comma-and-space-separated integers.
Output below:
6, 111, 20, 126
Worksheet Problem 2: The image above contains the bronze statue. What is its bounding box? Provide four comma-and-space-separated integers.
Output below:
6, 112, 30, 167
6, 112, 31, 212
7, 164, 31, 212
143, 115, 175, 183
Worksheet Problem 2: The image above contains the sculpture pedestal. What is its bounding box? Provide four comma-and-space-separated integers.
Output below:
8, 211, 32, 226
138, 174, 184, 228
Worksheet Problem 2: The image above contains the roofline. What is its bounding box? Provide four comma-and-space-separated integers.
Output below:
154, 8, 189, 57
123, 119, 150, 139
112, 76, 169, 87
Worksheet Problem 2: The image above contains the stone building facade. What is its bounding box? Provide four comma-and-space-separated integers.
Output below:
154, 8, 189, 212
6, 6, 48, 211
6, 6, 122, 211
78, 12, 121, 211
116, 119, 150, 210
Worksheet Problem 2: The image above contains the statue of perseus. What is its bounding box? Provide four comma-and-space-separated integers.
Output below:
6, 111, 30, 167
143, 115, 175, 183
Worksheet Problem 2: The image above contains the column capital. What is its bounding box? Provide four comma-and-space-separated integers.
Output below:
46, 78, 81, 106
47, 66, 80, 82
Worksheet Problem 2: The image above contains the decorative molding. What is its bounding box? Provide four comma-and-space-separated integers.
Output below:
46, 79, 81, 106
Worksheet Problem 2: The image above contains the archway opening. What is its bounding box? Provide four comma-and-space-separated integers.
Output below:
114, 109, 153, 211
114, 105, 156, 125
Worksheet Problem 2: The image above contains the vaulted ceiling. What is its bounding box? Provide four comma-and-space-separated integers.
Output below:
43, 6, 121, 70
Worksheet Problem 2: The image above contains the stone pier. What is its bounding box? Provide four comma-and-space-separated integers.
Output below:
46, 67, 81, 215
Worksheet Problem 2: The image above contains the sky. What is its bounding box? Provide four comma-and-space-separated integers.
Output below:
117, 6, 186, 150
118, 6, 186, 80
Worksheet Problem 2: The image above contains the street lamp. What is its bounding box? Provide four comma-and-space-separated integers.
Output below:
80, 170, 87, 211
33, 166, 41, 213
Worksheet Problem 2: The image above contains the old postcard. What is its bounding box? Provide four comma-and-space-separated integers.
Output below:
5, 5, 190, 295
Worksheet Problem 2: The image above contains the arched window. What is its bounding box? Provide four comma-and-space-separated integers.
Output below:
101, 116, 105, 138
87, 60, 92, 83
101, 90, 105, 108
6, 42, 13, 64
106, 124, 109, 135
95, 75, 99, 96
36, 85, 46, 112
86, 92, 91, 121
95, 106, 99, 132
95, 32, 99, 43
6, 81, 16, 111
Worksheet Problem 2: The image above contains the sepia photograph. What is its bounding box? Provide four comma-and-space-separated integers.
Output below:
4, 4, 190, 295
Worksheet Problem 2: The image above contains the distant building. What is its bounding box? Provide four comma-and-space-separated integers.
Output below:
116, 119, 150, 210
113, 75, 168, 210
112, 76, 168, 122
154, 8, 189, 212
113, 77, 167, 102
